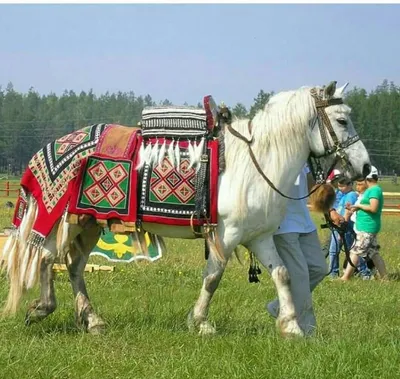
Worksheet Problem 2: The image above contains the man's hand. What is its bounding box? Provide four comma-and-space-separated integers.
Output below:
329, 209, 345, 226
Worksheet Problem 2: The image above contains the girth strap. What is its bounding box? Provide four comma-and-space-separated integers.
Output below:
194, 140, 209, 219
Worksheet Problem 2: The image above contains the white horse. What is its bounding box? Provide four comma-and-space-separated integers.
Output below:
1, 81, 370, 337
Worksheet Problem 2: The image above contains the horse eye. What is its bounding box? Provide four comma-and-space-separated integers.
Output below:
337, 118, 347, 126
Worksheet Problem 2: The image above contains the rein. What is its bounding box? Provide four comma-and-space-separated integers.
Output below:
224, 85, 360, 201
321, 214, 357, 271
226, 123, 322, 200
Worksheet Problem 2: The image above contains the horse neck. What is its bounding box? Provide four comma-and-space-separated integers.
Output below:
223, 115, 310, 197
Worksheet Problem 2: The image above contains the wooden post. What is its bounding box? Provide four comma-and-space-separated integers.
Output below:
6, 181, 9, 197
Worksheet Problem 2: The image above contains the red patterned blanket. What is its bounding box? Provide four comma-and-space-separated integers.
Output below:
13, 124, 109, 245
68, 134, 219, 230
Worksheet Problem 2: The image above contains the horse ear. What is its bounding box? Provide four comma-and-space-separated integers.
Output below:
334, 82, 349, 98
324, 81, 337, 99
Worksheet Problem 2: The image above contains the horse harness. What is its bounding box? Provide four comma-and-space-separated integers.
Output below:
308, 87, 361, 184
219, 86, 361, 199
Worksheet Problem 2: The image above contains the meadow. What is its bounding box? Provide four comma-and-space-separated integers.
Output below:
0, 178, 399, 378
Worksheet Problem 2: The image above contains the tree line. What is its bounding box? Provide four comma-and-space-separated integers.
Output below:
0, 80, 398, 174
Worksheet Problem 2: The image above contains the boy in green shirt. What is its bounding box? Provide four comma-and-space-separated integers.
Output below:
341, 166, 387, 281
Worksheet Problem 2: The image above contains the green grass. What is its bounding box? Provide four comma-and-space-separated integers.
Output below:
0, 178, 400, 378
1, 214, 400, 378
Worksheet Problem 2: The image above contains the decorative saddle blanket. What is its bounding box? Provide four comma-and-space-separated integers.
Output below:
14, 123, 109, 245
13, 95, 221, 250
68, 134, 219, 230
138, 138, 219, 226
67, 125, 141, 231
68, 109, 220, 231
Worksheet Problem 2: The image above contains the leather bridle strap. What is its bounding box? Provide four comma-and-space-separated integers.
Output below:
226, 123, 322, 201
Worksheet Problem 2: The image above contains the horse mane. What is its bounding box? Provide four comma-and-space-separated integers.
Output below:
223, 86, 319, 220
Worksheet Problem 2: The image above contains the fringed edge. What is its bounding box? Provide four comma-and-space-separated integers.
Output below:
149, 140, 159, 167
167, 140, 175, 166
194, 137, 205, 172
18, 231, 45, 290
136, 142, 153, 170
0, 227, 18, 269
135, 141, 145, 170
188, 139, 196, 169
158, 140, 166, 167
174, 141, 180, 172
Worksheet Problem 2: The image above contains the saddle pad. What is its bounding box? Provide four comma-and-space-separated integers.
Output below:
68, 154, 139, 228
96, 124, 141, 158
138, 139, 219, 226
141, 106, 209, 138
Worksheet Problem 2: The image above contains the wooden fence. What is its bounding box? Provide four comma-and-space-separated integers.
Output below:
0, 181, 20, 197
381, 192, 400, 215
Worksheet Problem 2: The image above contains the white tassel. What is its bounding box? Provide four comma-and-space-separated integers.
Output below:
26, 250, 39, 289
135, 141, 146, 170
167, 140, 175, 167
136, 142, 153, 170
150, 141, 159, 167
1, 233, 16, 266
6, 238, 18, 277
174, 141, 180, 172
19, 246, 32, 287
194, 137, 205, 172
158, 140, 166, 167
2, 235, 17, 272
188, 140, 196, 170
143, 143, 153, 164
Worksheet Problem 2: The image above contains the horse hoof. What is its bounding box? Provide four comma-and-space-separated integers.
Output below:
25, 301, 55, 325
86, 314, 106, 335
277, 317, 304, 338
198, 321, 217, 335
87, 322, 106, 335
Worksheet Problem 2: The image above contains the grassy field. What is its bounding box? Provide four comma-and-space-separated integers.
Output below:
0, 179, 400, 378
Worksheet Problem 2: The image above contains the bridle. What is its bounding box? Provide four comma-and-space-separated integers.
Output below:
221, 86, 361, 200
308, 87, 360, 185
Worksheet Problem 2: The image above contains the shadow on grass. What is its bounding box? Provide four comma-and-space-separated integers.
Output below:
387, 270, 400, 281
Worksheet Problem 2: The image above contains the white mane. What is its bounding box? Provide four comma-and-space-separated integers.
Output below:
223, 86, 318, 220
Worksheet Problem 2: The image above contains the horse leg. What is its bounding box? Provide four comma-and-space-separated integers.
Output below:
187, 254, 228, 335
248, 234, 304, 337
187, 226, 239, 335
67, 225, 105, 334
25, 230, 58, 325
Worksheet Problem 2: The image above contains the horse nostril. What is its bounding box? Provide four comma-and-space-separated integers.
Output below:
362, 164, 371, 177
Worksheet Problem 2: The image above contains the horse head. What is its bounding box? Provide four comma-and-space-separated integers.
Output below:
308, 81, 371, 181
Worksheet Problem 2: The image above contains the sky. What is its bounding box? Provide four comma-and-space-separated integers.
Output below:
0, 3, 399, 109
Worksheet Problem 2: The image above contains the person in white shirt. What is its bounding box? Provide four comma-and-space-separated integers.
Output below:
266, 165, 327, 336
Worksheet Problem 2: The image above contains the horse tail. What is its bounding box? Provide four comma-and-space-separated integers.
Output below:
1, 195, 41, 315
